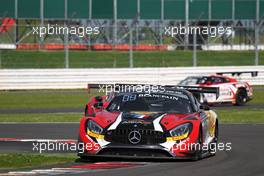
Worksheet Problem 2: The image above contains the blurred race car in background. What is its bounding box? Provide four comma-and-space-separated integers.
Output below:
178, 71, 258, 106
78, 84, 219, 160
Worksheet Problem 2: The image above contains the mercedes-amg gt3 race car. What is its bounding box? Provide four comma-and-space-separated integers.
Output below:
78, 85, 219, 160
178, 71, 258, 106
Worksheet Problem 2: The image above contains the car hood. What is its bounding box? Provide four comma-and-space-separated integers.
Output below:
93, 110, 196, 130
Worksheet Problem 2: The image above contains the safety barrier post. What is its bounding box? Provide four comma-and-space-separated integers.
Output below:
255, 0, 260, 66
64, 0, 69, 68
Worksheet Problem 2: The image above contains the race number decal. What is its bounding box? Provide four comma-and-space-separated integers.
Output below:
122, 94, 137, 102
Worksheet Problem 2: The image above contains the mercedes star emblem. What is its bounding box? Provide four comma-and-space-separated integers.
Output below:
128, 130, 141, 144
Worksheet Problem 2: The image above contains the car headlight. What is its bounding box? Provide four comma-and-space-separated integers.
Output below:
87, 120, 103, 134
170, 123, 192, 140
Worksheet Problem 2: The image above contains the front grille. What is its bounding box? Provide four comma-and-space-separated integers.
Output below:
105, 128, 166, 145
98, 148, 172, 157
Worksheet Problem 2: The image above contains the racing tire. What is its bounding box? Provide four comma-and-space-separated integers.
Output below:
79, 155, 89, 161
235, 89, 247, 106
79, 156, 101, 162
192, 128, 203, 161
77, 136, 98, 162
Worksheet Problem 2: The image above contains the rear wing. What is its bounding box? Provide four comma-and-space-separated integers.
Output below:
163, 85, 219, 103
166, 85, 219, 98
216, 71, 258, 77
87, 83, 219, 99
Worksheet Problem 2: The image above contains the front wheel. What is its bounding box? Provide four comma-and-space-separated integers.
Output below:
209, 121, 218, 156
235, 89, 247, 106
193, 129, 203, 161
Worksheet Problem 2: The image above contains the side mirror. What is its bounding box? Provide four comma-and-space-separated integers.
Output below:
200, 104, 210, 111
94, 102, 103, 109
95, 96, 103, 102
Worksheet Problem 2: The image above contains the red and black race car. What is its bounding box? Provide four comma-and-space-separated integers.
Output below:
78, 85, 219, 160
178, 71, 258, 106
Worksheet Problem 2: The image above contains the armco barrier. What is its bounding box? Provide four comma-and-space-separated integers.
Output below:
0, 66, 263, 90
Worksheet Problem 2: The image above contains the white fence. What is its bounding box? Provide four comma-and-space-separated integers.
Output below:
0, 66, 264, 90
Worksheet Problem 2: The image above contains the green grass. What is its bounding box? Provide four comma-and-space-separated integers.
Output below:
0, 113, 82, 122
1, 50, 263, 68
0, 90, 101, 110
217, 109, 264, 124
249, 87, 264, 105
0, 153, 76, 170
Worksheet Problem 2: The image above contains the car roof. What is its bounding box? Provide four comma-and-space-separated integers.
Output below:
188, 75, 234, 80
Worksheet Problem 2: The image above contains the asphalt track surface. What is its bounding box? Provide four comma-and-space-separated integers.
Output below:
0, 123, 264, 176
1, 103, 264, 114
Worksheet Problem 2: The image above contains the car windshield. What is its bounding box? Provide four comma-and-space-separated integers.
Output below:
179, 77, 209, 85
106, 92, 193, 114
180, 76, 229, 85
